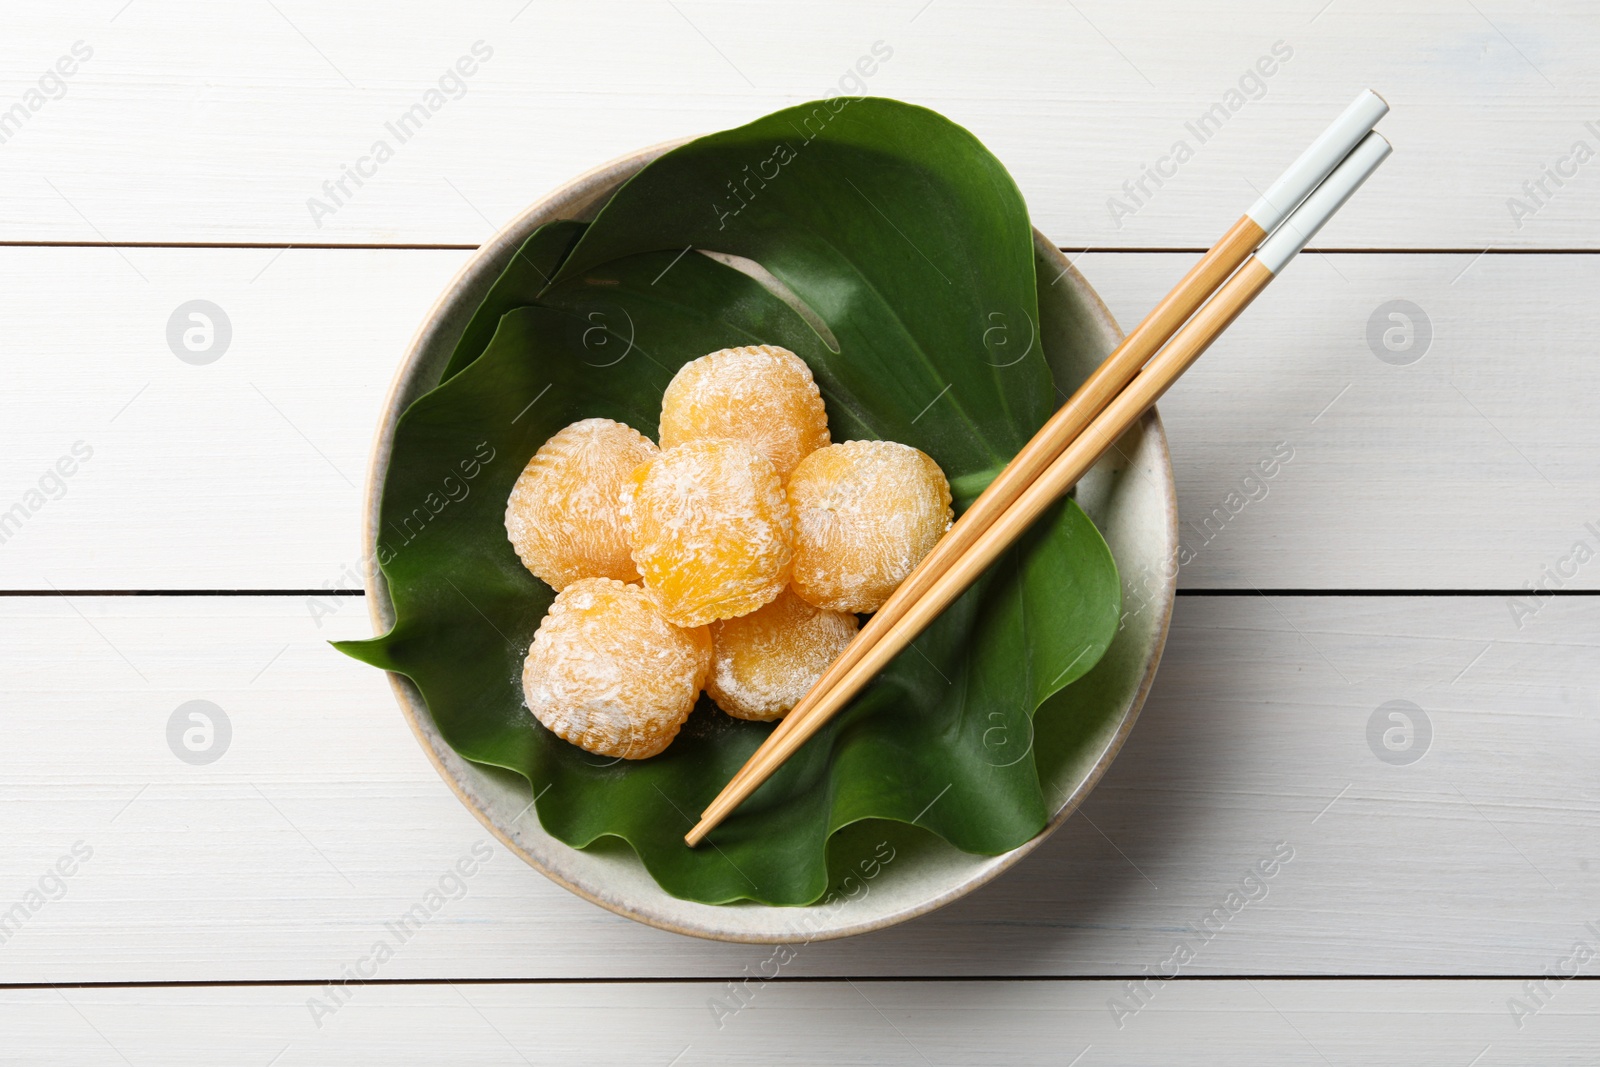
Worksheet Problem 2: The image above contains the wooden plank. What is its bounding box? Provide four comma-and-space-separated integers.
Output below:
2, 247, 1595, 590
1081, 250, 1600, 590
3, 1, 1599, 248
4, 980, 1595, 1064
2, 593, 1596, 982
0, 247, 464, 591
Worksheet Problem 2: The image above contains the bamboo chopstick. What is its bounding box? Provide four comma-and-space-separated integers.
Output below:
686, 129, 1393, 848
705, 90, 1388, 804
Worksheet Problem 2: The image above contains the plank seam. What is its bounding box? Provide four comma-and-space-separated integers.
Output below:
6, 975, 1598, 990
5, 242, 1599, 255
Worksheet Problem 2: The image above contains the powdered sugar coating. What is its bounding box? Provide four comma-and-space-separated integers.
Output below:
788, 440, 953, 614
621, 438, 794, 628
707, 587, 858, 721
505, 418, 658, 591
522, 578, 710, 759
659, 345, 830, 480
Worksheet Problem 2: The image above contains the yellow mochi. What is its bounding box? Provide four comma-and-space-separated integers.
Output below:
787, 440, 952, 614
707, 588, 858, 722
505, 418, 658, 590
521, 578, 710, 760
621, 438, 793, 628
659, 345, 830, 480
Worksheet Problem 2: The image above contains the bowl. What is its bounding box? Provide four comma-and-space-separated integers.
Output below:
359, 142, 1177, 943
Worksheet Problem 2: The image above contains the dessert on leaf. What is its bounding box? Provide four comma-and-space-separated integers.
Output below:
787, 439, 953, 614
659, 345, 830, 480
621, 438, 794, 629
522, 578, 710, 760
507, 348, 950, 759
505, 417, 657, 588
706, 587, 858, 722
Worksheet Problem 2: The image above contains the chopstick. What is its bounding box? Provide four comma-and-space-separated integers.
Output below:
697, 91, 1388, 812
686, 128, 1393, 848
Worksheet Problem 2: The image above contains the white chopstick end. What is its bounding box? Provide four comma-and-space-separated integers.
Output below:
1247, 89, 1389, 234
1257, 131, 1392, 274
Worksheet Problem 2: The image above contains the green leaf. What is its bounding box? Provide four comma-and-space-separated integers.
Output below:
555, 97, 1054, 475
441, 219, 588, 383
337, 98, 1122, 905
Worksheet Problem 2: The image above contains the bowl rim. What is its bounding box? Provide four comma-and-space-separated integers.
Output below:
358, 140, 1177, 942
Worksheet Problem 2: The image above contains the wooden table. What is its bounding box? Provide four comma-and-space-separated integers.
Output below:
4, 2, 1596, 1062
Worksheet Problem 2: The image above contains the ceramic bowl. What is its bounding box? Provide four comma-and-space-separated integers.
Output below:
360, 142, 1176, 943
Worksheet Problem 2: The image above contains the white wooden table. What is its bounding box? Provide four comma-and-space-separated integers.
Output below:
5, 2, 1597, 1062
